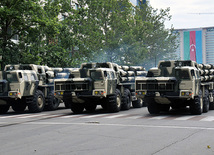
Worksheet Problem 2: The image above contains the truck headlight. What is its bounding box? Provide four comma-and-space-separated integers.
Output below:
136, 91, 146, 95
181, 92, 192, 96
8, 91, 20, 97
55, 92, 64, 96
94, 91, 104, 96
9, 92, 17, 96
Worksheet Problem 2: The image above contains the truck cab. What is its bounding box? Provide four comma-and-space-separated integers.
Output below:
5, 70, 38, 99
135, 60, 206, 115
90, 68, 117, 97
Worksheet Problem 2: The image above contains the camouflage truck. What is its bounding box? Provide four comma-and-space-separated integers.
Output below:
135, 60, 214, 115
0, 64, 62, 114
54, 62, 146, 113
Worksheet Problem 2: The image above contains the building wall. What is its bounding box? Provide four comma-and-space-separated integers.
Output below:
175, 27, 214, 64
205, 28, 214, 64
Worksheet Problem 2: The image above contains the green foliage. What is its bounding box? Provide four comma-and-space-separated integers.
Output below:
0, 0, 178, 69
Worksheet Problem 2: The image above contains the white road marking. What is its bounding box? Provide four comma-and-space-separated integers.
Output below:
128, 115, 143, 119
1, 113, 214, 123
80, 114, 111, 118
200, 116, 214, 121
149, 116, 169, 120
18, 114, 48, 118
19, 122, 214, 130
60, 114, 86, 118
105, 114, 128, 118
0, 114, 32, 118
174, 116, 195, 121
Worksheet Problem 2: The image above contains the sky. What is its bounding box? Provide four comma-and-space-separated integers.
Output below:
149, 0, 214, 29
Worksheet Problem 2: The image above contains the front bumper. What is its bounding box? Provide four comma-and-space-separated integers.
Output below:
136, 90, 193, 103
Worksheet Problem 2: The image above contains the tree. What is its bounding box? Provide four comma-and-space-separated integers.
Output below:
0, 0, 178, 69
0, 0, 79, 67
82, 1, 178, 68
131, 3, 178, 68
85, 0, 134, 63
0, 0, 46, 67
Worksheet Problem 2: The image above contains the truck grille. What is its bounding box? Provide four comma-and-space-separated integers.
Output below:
55, 81, 89, 91
136, 81, 175, 91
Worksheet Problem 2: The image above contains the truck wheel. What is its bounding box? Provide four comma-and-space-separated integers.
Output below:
132, 98, 143, 108
12, 99, 26, 113
101, 98, 108, 110
190, 96, 202, 115
84, 102, 97, 112
203, 89, 209, 113
0, 105, 10, 114
159, 104, 170, 112
209, 90, 214, 110
147, 100, 160, 114
203, 96, 209, 113
28, 90, 45, 113
108, 89, 121, 112
64, 99, 71, 108
121, 89, 131, 110
71, 102, 84, 114
45, 92, 60, 111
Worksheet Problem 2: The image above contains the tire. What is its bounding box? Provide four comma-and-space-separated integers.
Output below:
209, 90, 214, 110
0, 105, 10, 114
203, 89, 209, 113
107, 89, 121, 113
12, 99, 26, 113
70, 101, 84, 114
159, 104, 170, 112
45, 92, 60, 111
121, 89, 131, 110
190, 96, 202, 115
171, 100, 186, 110
147, 99, 160, 114
84, 102, 97, 112
28, 90, 45, 113
101, 98, 108, 110
64, 99, 71, 109
203, 97, 209, 113
132, 98, 143, 108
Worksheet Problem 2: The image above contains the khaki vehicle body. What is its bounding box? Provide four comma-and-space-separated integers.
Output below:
55, 62, 146, 113
0, 64, 63, 114
136, 60, 214, 115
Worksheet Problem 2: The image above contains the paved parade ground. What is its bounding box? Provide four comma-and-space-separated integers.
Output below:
1, 105, 214, 155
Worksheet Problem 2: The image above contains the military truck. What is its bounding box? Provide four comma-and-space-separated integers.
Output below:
135, 60, 214, 115
0, 64, 62, 114
54, 62, 146, 113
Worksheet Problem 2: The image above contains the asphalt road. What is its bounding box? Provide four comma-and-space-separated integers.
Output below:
0, 104, 214, 155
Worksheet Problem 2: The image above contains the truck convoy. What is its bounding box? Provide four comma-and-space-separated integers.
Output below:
54, 62, 147, 113
135, 60, 214, 115
0, 64, 63, 114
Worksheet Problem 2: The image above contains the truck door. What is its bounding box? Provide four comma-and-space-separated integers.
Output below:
37, 67, 46, 85
23, 73, 31, 96
29, 73, 38, 95
195, 70, 201, 96
110, 71, 117, 94
191, 69, 200, 96
103, 71, 111, 95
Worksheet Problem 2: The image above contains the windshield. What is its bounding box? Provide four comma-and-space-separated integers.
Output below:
176, 70, 190, 80
90, 71, 103, 81
55, 72, 70, 79
6, 73, 19, 82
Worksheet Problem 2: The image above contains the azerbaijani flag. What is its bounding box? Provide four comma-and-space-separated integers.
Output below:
183, 31, 203, 63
